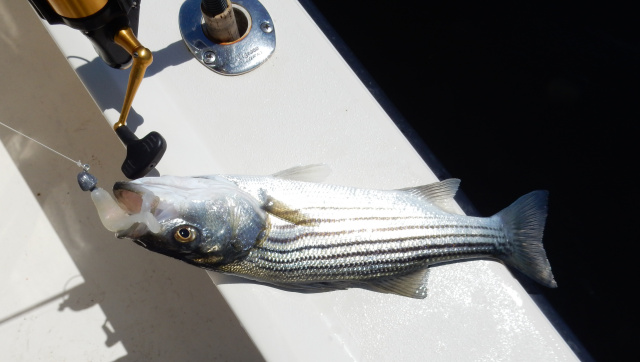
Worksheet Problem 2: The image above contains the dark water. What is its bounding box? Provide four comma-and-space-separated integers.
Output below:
305, 1, 638, 360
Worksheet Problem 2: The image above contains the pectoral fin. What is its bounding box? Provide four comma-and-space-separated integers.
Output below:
263, 196, 320, 226
367, 267, 430, 299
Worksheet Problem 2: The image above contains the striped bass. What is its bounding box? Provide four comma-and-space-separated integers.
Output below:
90, 165, 556, 298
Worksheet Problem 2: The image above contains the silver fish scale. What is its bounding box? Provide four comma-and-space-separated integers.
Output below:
219, 198, 508, 283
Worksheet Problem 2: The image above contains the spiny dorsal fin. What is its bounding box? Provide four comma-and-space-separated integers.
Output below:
367, 268, 430, 299
272, 164, 331, 182
398, 178, 461, 213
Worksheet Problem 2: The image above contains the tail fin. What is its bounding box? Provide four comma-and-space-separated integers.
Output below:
496, 191, 557, 288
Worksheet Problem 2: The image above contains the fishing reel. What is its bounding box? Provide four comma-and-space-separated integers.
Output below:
28, 0, 275, 178
27, 0, 166, 179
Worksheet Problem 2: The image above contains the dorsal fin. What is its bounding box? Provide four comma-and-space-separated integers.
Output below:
272, 164, 331, 182
367, 268, 430, 299
398, 178, 460, 213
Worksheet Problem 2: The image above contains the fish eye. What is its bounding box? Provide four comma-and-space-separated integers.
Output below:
174, 226, 197, 243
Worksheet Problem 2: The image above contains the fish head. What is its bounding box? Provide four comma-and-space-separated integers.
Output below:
96, 175, 267, 267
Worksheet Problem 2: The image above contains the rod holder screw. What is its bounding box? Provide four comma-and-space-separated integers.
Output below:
203, 51, 216, 64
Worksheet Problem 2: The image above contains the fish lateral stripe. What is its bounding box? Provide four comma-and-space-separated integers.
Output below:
265, 223, 504, 243
220, 259, 429, 281
266, 207, 439, 226
250, 242, 499, 270
257, 234, 502, 256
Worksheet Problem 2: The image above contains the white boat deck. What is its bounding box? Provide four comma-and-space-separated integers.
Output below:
1, 0, 577, 360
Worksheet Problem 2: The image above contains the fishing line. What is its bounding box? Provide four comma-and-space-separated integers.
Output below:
0, 120, 90, 171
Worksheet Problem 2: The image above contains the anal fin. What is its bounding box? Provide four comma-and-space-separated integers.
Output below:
367, 268, 430, 299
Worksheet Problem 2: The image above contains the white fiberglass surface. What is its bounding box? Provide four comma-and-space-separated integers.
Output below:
0, 1, 262, 360
1, 0, 577, 360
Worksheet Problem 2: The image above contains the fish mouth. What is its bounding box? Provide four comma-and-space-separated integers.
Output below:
112, 182, 162, 238
113, 182, 158, 215
90, 182, 162, 238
